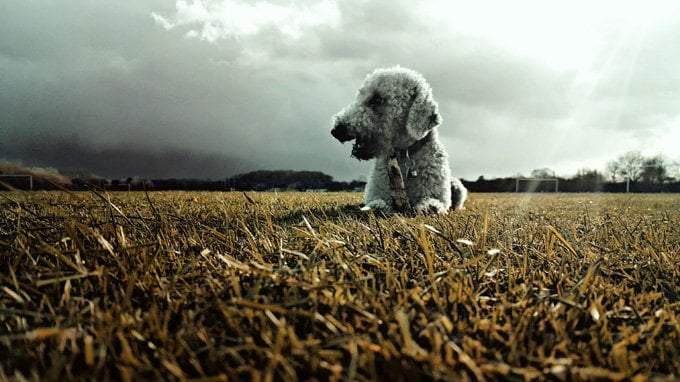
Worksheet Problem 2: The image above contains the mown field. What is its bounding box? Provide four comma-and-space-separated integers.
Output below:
0, 191, 678, 381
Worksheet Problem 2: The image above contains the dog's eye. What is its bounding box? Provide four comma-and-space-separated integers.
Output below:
367, 93, 386, 108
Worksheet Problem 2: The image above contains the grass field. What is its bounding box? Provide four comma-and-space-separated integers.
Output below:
0, 191, 678, 381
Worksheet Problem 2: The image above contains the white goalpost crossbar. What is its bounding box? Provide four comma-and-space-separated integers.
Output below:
515, 178, 559, 192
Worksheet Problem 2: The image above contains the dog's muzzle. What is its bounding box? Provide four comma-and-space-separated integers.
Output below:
332, 121, 379, 160
331, 122, 354, 142
351, 135, 379, 160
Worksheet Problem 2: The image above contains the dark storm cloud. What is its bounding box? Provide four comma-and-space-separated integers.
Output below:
2, 0, 679, 181
1, 0, 377, 180
1, 134, 249, 179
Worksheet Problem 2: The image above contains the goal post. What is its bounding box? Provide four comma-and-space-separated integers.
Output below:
0, 174, 33, 190
515, 178, 559, 192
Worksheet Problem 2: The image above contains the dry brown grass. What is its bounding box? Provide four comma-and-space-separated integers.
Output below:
0, 191, 679, 381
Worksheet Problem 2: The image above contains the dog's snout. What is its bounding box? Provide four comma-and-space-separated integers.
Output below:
331, 122, 354, 142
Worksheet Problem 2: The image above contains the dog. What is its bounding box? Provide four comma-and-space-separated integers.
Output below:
331, 66, 467, 214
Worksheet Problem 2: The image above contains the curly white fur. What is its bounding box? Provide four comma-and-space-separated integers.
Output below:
331, 66, 467, 215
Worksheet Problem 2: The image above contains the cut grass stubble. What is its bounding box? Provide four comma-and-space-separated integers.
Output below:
0, 192, 678, 381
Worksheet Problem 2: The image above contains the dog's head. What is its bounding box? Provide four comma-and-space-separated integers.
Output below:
331, 66, 442, 160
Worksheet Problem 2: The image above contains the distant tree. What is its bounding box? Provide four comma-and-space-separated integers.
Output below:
71, 178, 85, 189
228, 170, 336, 191
640, 154, 668, 184
669, 160, 680, 181
570, 168, 605, 192
573, 168, 603, 181
606, 151, 644, 183
531, 168, 554, 178
128, 177, 153, 190
605, 161, 620, 182
348, 179, 366, 190
327, 181, 348, 191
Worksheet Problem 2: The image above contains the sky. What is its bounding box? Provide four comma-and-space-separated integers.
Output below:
1, 0, 679, 181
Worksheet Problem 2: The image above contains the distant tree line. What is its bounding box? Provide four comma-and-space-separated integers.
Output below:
226, 170, 365, 191
466, 172, 680, 193
465, 151, 680, 193
69, 171, 367, 192
2, 151, 678, 192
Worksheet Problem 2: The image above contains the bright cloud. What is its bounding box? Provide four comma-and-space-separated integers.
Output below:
152, 0, 341, 41
421, 0, 680, 71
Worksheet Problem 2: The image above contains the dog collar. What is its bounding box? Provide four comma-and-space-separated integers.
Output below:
397, 131, 432, 158
396, 132, 432, 180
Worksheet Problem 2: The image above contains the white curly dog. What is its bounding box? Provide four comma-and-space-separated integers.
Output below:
331, 66, 467, 215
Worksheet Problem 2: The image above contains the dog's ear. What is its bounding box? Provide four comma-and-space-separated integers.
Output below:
406, 86, 442, 140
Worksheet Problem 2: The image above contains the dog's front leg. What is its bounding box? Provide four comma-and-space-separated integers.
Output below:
362, 158, 395, 214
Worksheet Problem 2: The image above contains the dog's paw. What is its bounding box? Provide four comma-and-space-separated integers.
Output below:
414, 199, 447, 215
451, 178, 468, 210
362, 199, 393, 214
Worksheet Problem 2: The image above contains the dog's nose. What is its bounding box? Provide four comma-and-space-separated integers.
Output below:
331, 122, 354, 142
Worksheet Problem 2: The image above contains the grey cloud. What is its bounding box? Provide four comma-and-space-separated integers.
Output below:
311, 4, 577, 120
